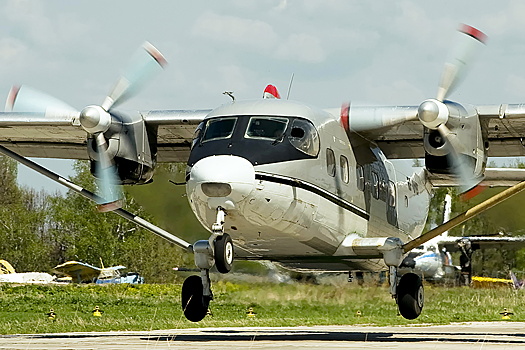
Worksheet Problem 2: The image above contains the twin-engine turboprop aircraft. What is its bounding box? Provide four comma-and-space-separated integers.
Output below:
3, 24, 525, 321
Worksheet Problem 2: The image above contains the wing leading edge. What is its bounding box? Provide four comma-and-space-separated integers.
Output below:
0, 109, 209, 162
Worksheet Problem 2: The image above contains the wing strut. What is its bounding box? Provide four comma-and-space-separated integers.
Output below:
403, 182, 525, 252
0, 144, 192, 252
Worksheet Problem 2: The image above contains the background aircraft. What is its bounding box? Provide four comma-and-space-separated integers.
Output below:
0, 259, 56, 284
2, 23, 525, 323
399, 194, 525, 283
54, 261, 144, 284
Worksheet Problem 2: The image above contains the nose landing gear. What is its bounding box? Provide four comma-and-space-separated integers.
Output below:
181, 208, 233, 322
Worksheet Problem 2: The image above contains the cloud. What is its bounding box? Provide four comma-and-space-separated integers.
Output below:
0, 38, 27, 63
192, 12, 278, 51
275, 33, 326, 63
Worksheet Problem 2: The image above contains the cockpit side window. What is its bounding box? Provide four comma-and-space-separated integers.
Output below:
245, 117, 288, 140
201, 117, 237, 143
191, 121, 205, 149
288, 118, 320, 157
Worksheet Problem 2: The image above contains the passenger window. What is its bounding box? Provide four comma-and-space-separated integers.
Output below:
371, 171, 379, 199
245, 117, 288, 140
202, 117, 237, 143
356, 166, 364, 191
340, 155, 349, 183
288, 118, 320, 157
326, 148, 336, 177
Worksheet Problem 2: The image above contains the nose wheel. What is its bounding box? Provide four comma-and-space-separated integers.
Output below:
215, 233, 234, 273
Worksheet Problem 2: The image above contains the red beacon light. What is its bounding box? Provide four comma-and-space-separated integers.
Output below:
263, 85, 281, 99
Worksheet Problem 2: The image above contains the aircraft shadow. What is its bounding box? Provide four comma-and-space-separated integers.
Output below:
145, 329, 525, 344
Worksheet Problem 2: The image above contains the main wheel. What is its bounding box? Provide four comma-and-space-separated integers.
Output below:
396, 273, 424, 320
214, 233, 234, 273
181, 275, 209, 322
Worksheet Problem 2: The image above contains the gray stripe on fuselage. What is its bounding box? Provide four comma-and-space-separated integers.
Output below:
254, 172, 370, 221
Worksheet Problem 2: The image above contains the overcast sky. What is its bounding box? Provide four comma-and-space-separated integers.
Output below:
2, 0, 525, 193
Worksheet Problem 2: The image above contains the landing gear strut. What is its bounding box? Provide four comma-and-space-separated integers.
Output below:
181, 208, 234, 322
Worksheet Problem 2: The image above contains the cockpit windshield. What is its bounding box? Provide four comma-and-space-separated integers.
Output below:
189, 115, 320, 166
245, 117, 288, 140
201, 117, 237, 143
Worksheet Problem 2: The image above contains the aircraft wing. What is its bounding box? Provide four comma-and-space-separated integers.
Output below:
428, 168, 525, 187
2, 103, 525, 162
54, 261, 101, 283
0, 109, 209, 162
436, 236, 525, 252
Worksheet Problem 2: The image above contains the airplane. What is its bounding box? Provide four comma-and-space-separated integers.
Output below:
399, 194, 525, 284
3, 24, 525, 322
0, 259, 56, 284
54, 260, 144, 284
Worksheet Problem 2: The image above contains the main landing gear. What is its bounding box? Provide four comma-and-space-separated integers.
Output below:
181, 208, 233, 322
383, 243, 424, 320
389, 266, 424, 319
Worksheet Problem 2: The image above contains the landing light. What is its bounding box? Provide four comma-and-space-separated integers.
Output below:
201, 182, 232, 197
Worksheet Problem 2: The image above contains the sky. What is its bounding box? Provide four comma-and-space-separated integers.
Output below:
1, 0, 525, 193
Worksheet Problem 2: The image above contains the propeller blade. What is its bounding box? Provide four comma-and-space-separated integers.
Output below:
94, 133, 122, 212
101, 41, 167, 111
436, 24, 487, 102
5, 85, 79, 117
437, 123, 481, 194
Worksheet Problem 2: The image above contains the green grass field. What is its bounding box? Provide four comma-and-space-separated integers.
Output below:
0, 281, 523, 334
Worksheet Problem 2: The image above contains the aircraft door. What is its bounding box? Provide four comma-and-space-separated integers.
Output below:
384, 160, 398, 227
387, 180, 397, 226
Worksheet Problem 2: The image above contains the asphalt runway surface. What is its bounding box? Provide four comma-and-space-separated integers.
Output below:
1, 322, 524, 349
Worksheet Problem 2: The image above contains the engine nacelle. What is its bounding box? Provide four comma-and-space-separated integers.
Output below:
424, 101, 488, 178
87, 111, 157, 185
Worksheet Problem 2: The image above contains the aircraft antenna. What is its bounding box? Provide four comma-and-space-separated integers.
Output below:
442, 193, 452, 237
286, 73, 294, 100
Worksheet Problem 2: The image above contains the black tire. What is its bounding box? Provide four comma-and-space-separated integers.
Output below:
396, 273, 424, 320
215, 233, 234, 273
181, 275, 209, 322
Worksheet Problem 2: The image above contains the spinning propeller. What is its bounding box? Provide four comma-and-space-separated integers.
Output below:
417, 24, 487, 196
5, 42, 167, 211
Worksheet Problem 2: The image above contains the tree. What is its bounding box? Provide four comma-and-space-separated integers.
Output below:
0, 156, 55, 271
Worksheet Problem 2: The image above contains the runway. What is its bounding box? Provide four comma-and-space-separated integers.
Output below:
1, 322, 524, 349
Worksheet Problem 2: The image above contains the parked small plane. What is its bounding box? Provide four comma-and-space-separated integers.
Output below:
54, 261, 144, 284
3, 24, 525, 321
399, 194, 525, 283
0, 259, 56, 284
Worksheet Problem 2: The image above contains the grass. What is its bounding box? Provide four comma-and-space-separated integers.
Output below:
0, 280, 524, 334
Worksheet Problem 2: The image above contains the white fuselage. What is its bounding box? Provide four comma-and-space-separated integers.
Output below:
186, 99, 431, 272
399, 242, 457, 280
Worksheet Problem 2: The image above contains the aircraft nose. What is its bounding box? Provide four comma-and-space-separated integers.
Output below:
187, 155, 255, 209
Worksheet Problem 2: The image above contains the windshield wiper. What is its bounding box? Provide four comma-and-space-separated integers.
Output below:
272, 133, 285, 145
